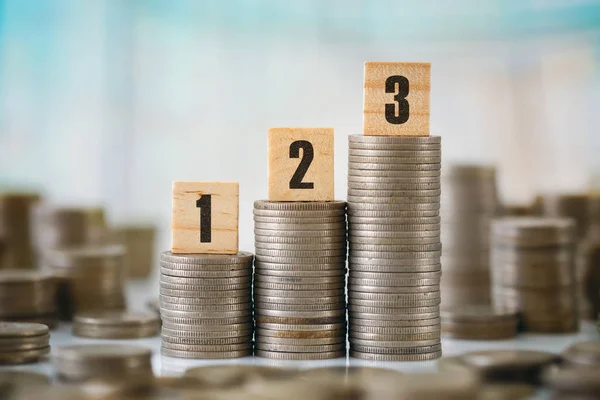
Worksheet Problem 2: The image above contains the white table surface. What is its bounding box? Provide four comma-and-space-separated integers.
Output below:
1, 280, 598, 388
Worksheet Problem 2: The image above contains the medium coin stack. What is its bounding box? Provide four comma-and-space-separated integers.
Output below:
53, 344, 153, 385
440, 306, 518, 340
0, 322, 50, 365
253, 200, 347, 360
73, 311, 160, 339
441, 165, 498, 308
491, 217, 578, 333
0, 270, 57, 327
0, 192, 41, 269
159, 251, 253, 359
111, 224, 156, 278
347, 134, 442, 361
45, 245, 127, 320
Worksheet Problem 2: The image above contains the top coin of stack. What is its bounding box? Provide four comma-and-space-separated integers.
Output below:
0, 192, 41, 269
253, 200, 347, 361
491, 217, 578, 333
45, 245, 127, 320
0, 322, 51, 365
159, 251, 254, 359
441, 165, 498, 308
0, 269, 57, 327
347, 134, 442, 362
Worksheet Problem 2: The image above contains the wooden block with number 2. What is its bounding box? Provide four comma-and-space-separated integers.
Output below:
171, 181, 238, 254
363, 62, 430, 137
268, 127, 334, 201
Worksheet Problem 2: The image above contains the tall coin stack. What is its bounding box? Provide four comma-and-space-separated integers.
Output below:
45, 245, 127, 320
253, 200, 347, 360
347, 134, 442, 361
441, 165, 498, 307
159, 251, 253, 359
491, 217, 578, 332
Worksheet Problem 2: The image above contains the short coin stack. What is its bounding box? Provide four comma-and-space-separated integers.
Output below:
253, 200, 347, 360
159, 251, 253, 359
0, 270, 57, 327
73, 311, 160, 339
45, 245, 127, 320
347, 134, 442, 361
0, 322, 50, 365
440, 306, 518, 340
491, 217, 578, 333
441, 165, 498, 308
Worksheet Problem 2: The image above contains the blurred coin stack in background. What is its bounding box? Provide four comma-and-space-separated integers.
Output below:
440, 306, 518, 340
73, 311, 160, 339
0, 192, 41, 269
0, 322, 50, 365
579, 196, 600, 321
32, 206, 109, 267
347, 135, 442, 361
535, 193, 596, 320
491, 217, 578, 332
159, 251, 253, 359
253, 200, 347, 360
111, 225, 156, 278
45, 245, 127, 320
440, 165, 498, 308
0, 270, 57, 327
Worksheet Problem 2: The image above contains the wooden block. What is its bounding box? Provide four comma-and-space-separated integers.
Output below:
363, 62, 430, 136
268, 127, 334, 201
171, 181, 238, 254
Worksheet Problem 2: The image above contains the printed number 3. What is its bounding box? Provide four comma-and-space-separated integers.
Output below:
196, 194, 211, 243
385, 75, 409, 124
289, 140, 314, 189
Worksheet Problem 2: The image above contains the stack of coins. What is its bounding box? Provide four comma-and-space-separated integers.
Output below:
73, 311, 160, 339
111, 225, 156, 278
535, 194, 590, 240
440, 306, 518, 340
441, 165, 498, 307
159, 251, 253, 359
53, 344, 153, 385
576, 196, 600, 321
45, 245, 127, 320
0, 192, 41, 269
561, 341, 600, 368
347, 135, 441, 361
253, 200, 347, 360
491, 217, 578, 332
0, 322, 50, 365
0, 270, 57, 326
32, 205, 109, 266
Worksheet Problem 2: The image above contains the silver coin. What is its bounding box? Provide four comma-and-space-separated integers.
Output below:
254, 200, 346, 211
348, 202, 440, 211
349, 324, 440, 335
349, 304, 438, 316
255, 229, 346, 238
253, 216, 345, 224
348, 134, 441, 145
159, 302, 251, 312
351, 236, 441, 245
349, 331, 440, 341
347, 195, 439, 204
348, 283, 440, 292
348, 181, 441, 191
256, 336, 345, 346
348, 155, 441, 164
256, 255, 346, 265
255, 235, 346, 244
349, 162, 440, 171
349, 250, 441, 260
161, 348, 252, 359
349, 344, 442, 356
159, 288, 251, 298
255, 350, 346, 360
255, 328, 346, 339
348, 216, 440, 224
255, 315, 346, 325
350, 263, 441, 273
349, 174, 441, 184
349, 292, 440, 304
161, 315, 252, 326
254, 261, 346, 271
254, 222, 346, 231
159, 282, 250, 292
349, 142, 442, 151
161, 342, 252, 352
350, 243, 441, 252
255, 342, 345, 353
258, 323, 346, 332
350, 271, 441, 283
349, 281, 441, 293
254, 288, 345, 298
160, 251, 254, 265
255, 268, 346, 278
161, 335, 252, 346
254, 281, 345, 291
160, 275, 251, 286
348, 209, 439, 218
349, 169, 441, 178
349, 350, 441, 361
159, 309, 250, 319
159, 261, 251, 271
349, 310, 439, 322
160, 267, 251, 278
159, 294, 251, 305
349, 256, 441, 266
349, 149, 441, 157
349, 338, 440, 348
349, 231, 440, 240
255, 248, 346, 258
255, 241, 346, 251
349, 223, 441, 233
255, 274, 344, 285
351, 317, 440, 328
254, 295, 345, 305
253, 209, 346, 217
161, 326, 253, 338
255, 309, 346, 318
255, 302, 345, 312
348, 188, 441, 198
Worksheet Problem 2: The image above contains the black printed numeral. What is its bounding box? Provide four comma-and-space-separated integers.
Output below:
385, 75, 409, 124
195, 194, 211, 243
289, 140, 314, 189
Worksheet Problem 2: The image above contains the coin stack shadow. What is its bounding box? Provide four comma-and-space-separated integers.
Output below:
159, 251, 253, 359
0, 192, 41, 269
346, 134, 442, 361
253, 200, 347, 360
45, 245, 127, 320
441, 165, 498, 308
491, 217, 579, 333
0, 322, 50, 365
0, 270, 57, 327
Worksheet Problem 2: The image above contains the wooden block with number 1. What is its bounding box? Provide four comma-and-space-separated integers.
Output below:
268, 127, 334, 201
363, 62, 430, 136
171, 181, 238, 254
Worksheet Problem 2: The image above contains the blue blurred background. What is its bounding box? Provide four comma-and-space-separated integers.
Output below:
1, 0, 600, 255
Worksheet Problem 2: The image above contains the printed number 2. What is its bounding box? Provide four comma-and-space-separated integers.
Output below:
289, 140, 314, 189
385, 75, 409, 124
195, 194, 211, 243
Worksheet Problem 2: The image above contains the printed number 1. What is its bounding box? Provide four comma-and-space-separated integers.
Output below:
196, 195, 211, 243
385, 75, 409, 124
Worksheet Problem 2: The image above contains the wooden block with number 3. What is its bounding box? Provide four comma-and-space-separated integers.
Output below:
171, 181, 238, 254
268, 127, 334, 201
363, 62, 430, 137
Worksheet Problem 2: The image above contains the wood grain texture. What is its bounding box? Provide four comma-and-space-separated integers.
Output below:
171, 181, 238, 254
268, 127, 334, 201
363, 62, 430, 137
